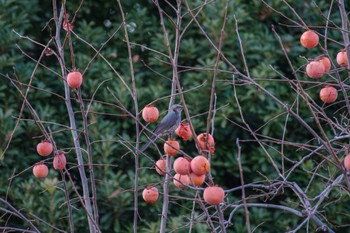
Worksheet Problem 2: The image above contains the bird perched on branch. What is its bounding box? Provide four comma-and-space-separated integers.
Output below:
140, 104, 183, 152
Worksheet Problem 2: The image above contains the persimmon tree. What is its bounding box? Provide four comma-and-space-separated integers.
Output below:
1, 0, 350, 233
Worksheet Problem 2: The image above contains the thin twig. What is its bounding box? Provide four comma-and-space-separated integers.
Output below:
236, 139, 251, 233
0, 198, 40, 232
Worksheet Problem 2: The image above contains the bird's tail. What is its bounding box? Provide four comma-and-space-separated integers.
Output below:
140, 134, 159, 152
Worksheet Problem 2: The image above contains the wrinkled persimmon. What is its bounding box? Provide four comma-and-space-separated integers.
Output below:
197, 133, 215, 154
63, 14, 73, 31
63, 20, 73, 31
175, 122, 192, 141
53, 153, 66, 170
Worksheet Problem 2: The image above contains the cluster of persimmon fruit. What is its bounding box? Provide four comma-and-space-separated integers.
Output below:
141, 105, 224, 206
32, 141, 67, 178
32, 70, 83, 178
300, 30, 348, 104
300, 30, 350, 170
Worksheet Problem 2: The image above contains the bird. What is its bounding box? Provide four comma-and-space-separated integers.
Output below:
140, 104, 183, 152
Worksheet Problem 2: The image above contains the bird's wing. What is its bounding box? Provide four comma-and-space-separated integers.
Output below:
153, 111, 177, 134
140, 108, 179, 152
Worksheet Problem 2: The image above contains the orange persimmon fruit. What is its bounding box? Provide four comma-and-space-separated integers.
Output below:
53, 152, 66, 170
300, 30, 319, 49
164, 139, 180, 156
155, 159, 166, 176
190, 155, 210, 176
203, 186, 225, 205
306, 60, 325, 79
33, 163, 49, 178
37, 141, 53, 157
142, 186, 159, 204
173, 157, 191, 175
337, 50, 348, 67
320, 86, 337, 104
142, 105, 159, 123
67, 71, 83, 88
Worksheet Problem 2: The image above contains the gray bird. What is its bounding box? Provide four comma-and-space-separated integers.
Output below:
140, 104, 183, 152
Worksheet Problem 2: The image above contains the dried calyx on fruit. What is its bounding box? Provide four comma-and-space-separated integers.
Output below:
175, 122, 192, 141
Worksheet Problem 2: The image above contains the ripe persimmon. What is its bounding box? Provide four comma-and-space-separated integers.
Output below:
142, 186, 159, 204
189, 172, 206, 186
155, 159, 166, 176
306, 60, 325, 79
173, 157, 191, 175
320, 86, 337, 104
164, 139, 180, 156
190, 155, 210, 176
53, 153, 66, 170
319, 56, 331, 73
175, 122, 192, 141
142, 105, 159, 123
33, 163, 49, 178
336, 50, 348, 67
344, 154, 350, 170
37, 141, 53, 157
300, 30, 319, 49
173, 173, 190, 189
67, 71, 83, 88
197, 133, 215, 154
203, 186, 225, 205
